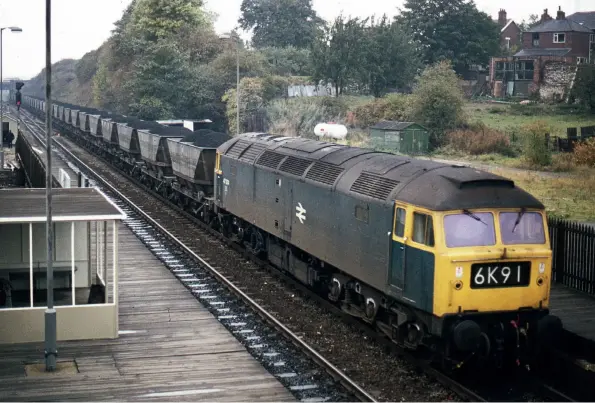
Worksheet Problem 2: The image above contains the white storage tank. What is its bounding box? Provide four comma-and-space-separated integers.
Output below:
314, 123, 348, 140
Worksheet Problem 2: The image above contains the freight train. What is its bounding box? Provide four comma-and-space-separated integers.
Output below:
19, 94, 563, 371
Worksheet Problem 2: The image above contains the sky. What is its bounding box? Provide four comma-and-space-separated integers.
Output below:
0, 0, 590, 80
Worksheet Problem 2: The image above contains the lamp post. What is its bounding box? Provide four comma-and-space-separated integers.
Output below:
44, 0, 57, 372
0, 26, 22, 169
219, 32, 240, 135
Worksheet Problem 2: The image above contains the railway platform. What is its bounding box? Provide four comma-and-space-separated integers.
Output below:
12, 112, 81, 188
549, 284, 595, 360
0, 221, 294, 401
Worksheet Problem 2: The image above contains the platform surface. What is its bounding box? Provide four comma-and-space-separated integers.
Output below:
550, 283, 595, 344
0, 224, 295, 402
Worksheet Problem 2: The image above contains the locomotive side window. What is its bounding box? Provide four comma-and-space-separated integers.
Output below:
215, 153, 222, 174
395, 207, 406, 237
355, 204, 369, 223
413, 212, 434, 247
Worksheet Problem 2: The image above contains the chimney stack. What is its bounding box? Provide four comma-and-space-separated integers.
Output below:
498, 9, 507, 27
556, 6, 565, 20
541, 8, 553, 22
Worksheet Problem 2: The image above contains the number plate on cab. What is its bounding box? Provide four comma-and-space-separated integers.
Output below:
470, 262, 531, 289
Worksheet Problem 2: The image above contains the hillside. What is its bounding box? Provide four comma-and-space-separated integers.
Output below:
22, 53, 96, 107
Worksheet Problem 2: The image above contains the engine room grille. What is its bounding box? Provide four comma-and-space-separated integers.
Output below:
256, 150, 286, 169
225, 140, 252, 158
305, 162, 344, 186
239, 143, 267, 163
350, 172, 400, 200
279, 156, 312, 177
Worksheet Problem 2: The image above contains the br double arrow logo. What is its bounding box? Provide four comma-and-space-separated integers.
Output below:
295, 202, 306, 224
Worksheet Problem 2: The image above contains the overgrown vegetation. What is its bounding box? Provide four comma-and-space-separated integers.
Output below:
444, 123, 511, 156
573, 138, 595, 168
493, 168, 595, 221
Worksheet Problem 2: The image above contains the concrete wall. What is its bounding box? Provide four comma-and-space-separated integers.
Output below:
0, 222, 90, 291
0, 304, 118, 343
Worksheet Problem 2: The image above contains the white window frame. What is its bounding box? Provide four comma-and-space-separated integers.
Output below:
577, 57, 587, 64
553, 33, 566, 43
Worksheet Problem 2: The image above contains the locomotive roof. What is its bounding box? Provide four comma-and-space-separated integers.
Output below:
218, 133, 544, 211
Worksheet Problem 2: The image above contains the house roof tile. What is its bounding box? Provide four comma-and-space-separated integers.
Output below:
528, 18, 593, 33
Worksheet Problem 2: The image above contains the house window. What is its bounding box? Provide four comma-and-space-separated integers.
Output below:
515, 60, 535, 80
590, 34, 594, 43
577, 57, 588, 64
532, 33, 540, 47
553, 33, 566, 43
494, 61, 514, 80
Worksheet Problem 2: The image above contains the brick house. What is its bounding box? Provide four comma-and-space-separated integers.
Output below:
496, 9, 521, 51
489, 7, 595, 98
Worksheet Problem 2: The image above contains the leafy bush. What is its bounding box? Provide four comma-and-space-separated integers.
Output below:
266, 98, 340, 138
519, 121, 552, 166
573, 137, 595, 167
445, 123, 512, 155
351, 93, 411, 128
409, 61, 466, 147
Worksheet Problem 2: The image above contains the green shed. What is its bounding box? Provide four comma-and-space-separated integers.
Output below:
369, 121, 429, 154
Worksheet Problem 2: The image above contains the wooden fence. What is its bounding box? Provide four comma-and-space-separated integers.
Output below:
549, 218, 595, 295
550, 125, 595, 152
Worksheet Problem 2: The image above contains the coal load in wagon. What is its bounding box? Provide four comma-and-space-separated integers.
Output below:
181, 130, 232, 148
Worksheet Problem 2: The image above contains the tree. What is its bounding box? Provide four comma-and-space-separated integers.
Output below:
359, 15, 421, 97
572, 65, 595, 112
410, 61, 466, 147
518, 14, 540, 33
130, 0, 208, 41
310, 15, 368, 96
259, 46, 313, 76
396, 0, 500, 73
239, 0, 324, 48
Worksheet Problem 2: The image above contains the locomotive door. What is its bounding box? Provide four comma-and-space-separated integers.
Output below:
389, 204, 407, 291
283, 181, 293, 240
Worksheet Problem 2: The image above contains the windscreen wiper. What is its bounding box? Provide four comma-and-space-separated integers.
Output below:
463, 209, 487, 226
512, 207, 526, 233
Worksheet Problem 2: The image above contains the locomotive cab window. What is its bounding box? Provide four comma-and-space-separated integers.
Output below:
412, 212, 434, 247
444, 212, 496, 248
394, 207, 406, 238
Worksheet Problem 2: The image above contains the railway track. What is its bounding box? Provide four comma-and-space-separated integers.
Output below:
15, 107, 575, 402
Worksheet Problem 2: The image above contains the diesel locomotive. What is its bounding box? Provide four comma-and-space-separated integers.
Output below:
19, 94, 563, 370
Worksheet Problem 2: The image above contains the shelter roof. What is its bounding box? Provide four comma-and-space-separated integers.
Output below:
0, 188, 126, 223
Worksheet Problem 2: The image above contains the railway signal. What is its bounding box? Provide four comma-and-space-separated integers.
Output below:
15, 82, 24, 110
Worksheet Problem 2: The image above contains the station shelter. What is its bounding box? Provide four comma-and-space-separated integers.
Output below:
0, 187, 126, 344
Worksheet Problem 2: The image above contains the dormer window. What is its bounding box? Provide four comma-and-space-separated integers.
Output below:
553, 33, 566, 43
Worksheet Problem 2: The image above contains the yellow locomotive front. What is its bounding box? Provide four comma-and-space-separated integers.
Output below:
432, 207, 563, 368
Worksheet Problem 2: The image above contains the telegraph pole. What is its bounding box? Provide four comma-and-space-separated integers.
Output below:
44, 0, 57, 372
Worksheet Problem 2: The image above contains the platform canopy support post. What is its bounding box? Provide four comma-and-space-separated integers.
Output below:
44, 0, 57, 372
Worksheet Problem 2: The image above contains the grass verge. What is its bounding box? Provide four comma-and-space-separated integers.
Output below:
491, 168, 595, 221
